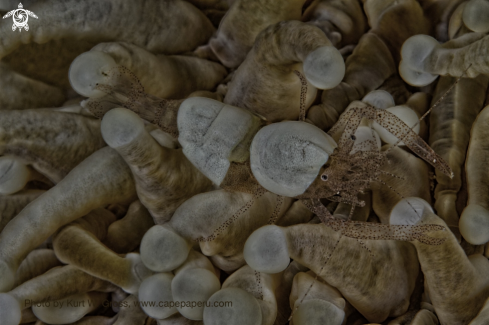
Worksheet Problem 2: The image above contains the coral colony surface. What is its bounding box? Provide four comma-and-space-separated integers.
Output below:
2, 0, 489, 324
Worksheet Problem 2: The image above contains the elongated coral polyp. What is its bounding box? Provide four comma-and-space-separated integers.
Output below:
1, 1, 489, 324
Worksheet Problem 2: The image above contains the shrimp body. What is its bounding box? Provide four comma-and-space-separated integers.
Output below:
298, 143, 386, 208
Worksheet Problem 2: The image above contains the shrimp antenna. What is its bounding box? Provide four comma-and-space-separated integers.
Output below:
392, 64, 473, 149
293, 70, 308, 122
288, 234, 342, 322
419, 64, 472, 122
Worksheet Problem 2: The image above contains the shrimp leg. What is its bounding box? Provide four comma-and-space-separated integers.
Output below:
331, 105, 453, 178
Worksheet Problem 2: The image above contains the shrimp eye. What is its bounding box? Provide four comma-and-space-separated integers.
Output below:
351, 135, 356, 141
321, 175, 328, 181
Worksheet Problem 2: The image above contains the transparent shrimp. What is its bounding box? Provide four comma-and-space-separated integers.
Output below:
83, 65, 182, 138
216, 71, 452, 247
286, 69, 465, 322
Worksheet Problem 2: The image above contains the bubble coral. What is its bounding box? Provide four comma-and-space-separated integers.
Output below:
224, 20, 345, 122
2, 1, 489, 324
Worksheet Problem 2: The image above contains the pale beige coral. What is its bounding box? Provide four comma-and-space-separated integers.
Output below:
383, 271, 428, 325
104, 200, 155, 254
250, 121, 337, 197
400, 32, 489, 86
0, 156, 51, 195
0, 62, 65, 110
138, 272, 177, 319
304, 0, 367, 48
461, 105, 489, 244
392, 200, 489, 324
430, 75, 489, 238
377, 75, 412, 107
0, 147, 137, 292
289, 271, 347, 325
0, 109, 106, 183
156, 313, 203, 325
32, 291, 108, 324
276, 201, 314, 227
70, 316, 117, 325
140, 224, 192, 273
207, 0, 304, 68
306, 32, 396, 130
0, 264, 116, 325
170, 189, 292, 272
411, 309, 440, 325
244, 223, 419, 323
52, 209, 152, 294
0, 189, 44, 233
177, 97, 263, 186
76, 42, 227, 99
0, 0, 36, 10
462, 0, 489, 33
418, 0, 465, 41
3, 0, 489, 323
0, 0, 216, 111
404, 92, 431, 141
364, 0, 430, 63
204, 265, 280, 325
184, 0, 229, 10
3, 38, 97, 91
138, 189, 292, 273
224, 20, 344, 122
9, 265, 115, 310
470, 296, 489, 325
171, 251, 221, 320
273, 261, 309, 325
114, 295, 151, 325
101, 108, 213, 224
174, 250, 218, 276
20, 308, 38, 324
13, 249, 62, 287
361, 90, 395, 110
371, 146, 432, 224
0, 0, 215, 59
448, 2, 472, 40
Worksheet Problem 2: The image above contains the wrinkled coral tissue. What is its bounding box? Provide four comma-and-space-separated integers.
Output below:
2, 0, 489, 324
